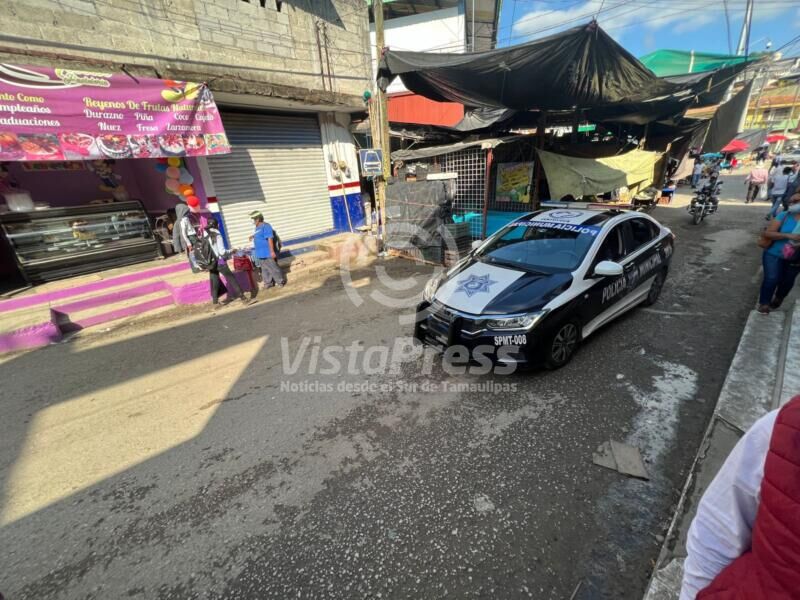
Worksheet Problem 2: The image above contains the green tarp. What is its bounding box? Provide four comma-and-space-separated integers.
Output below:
640, 49, 751, 77
538, 149, 663, 199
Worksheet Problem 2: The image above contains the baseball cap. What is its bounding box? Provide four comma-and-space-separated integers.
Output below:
249, 211, 263, 220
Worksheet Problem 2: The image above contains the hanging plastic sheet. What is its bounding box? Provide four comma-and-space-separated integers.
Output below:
703, 81, 753, 153
537, 148, 663, 200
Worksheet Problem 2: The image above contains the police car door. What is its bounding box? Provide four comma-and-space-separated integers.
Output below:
582, 223, 628, 334
619, 217, 664, 305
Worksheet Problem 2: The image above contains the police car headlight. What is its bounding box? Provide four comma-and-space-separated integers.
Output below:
486, 311, 548, 330
422, 274, 444, 302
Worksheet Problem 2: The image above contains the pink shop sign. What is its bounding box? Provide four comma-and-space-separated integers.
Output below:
0, 64, 231, 161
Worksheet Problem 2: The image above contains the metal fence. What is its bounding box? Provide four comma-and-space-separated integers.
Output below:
437, 147, 486, 239
410, 138, 539, 239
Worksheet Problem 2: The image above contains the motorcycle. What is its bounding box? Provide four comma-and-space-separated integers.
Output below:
688, 178, 722, 224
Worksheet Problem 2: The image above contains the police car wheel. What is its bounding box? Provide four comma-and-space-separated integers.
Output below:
545, 321, 580, 369
643, 269, 667, 306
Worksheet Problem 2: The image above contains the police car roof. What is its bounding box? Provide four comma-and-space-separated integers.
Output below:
526, 208, 620, 227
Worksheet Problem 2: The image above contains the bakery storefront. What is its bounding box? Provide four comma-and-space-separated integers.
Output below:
0, 64, 230, 285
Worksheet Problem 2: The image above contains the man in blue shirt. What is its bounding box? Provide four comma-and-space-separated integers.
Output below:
249, 211, 286, 292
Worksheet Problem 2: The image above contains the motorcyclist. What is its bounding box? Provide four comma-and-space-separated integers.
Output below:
695, 174, 721, 212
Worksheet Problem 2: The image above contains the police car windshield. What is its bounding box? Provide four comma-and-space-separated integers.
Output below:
476, 217, 599, 273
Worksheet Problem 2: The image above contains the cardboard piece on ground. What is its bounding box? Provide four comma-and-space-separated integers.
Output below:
592, 441, 618, 470
610, 440, 650, 480
593, 440, 650, 480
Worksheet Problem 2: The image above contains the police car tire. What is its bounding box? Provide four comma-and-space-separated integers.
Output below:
544, 320, 580, 369
643, 269, 668, 307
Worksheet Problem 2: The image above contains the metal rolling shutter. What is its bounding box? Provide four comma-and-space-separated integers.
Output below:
207, 113, 332, 248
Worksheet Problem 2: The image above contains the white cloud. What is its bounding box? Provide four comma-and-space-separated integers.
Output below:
509, 0, 793, 45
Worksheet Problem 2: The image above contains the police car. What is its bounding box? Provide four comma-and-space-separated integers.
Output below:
414, 208, 674, 368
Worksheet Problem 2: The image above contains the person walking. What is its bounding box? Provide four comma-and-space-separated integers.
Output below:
679, 395, 800, 599
173, 202, 200, 272
744, 161, 769, 204
691, 159, 703, 188
768, 166, 792, 218
756, 193, 800, 313
249, 211, 286, 291
202, 217, 250, 306
781, 162, 800, 206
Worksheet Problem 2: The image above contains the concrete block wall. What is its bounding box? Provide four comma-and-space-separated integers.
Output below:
0, 0, 371, 104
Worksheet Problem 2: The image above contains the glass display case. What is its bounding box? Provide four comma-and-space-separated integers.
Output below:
0, 201, 160, 283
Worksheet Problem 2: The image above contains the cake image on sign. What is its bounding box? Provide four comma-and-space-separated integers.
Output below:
204, 133, 229, 155
97, 134, 132, 158
17, 134, 64, 161
158, 134, 185, 156
0, 132, 25, 160
128, 135, 162, 159
59, 133, 100, 159
183, 134, 206, 156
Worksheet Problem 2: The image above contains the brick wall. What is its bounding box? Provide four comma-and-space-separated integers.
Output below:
0, 0, 371, 106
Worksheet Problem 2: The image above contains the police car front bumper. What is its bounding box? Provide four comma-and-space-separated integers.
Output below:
413, 301, 543, 365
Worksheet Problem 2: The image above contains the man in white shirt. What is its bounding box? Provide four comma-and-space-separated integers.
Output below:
768, 166, 792, 217
679, 410, 776, 599
691, 160, 703, 188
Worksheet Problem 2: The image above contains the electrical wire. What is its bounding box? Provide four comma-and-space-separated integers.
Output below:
722, 0, 733, 55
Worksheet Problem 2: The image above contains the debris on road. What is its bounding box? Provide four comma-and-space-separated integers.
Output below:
473, 494, 495, 513
592, 440, 650, 480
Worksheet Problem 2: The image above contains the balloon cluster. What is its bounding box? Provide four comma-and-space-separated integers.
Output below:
155, 157, 199, 209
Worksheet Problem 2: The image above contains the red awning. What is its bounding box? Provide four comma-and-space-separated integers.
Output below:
721, 139, 749, 153
766, 134, 788, 143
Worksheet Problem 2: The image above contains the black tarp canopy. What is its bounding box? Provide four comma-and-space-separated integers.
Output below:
703, 81, 753, 153
379, 22, 680, 112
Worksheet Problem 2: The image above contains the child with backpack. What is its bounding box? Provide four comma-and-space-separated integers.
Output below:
196, 217, 251, 306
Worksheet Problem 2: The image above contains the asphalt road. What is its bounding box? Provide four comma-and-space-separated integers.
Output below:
0, 176, 769, 599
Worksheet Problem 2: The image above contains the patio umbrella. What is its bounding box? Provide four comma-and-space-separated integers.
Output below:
721, 139, 749, 153
766, 134, 788, 143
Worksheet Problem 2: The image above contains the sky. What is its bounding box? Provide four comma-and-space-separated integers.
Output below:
495, 0, 800, 58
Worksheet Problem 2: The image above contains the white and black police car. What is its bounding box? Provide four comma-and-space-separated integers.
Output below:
414, 208, 674, 368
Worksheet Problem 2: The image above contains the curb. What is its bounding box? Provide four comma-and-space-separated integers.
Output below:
643, 303, 795, 599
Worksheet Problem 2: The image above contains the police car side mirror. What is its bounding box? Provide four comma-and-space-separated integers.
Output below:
594, 261, 624, 277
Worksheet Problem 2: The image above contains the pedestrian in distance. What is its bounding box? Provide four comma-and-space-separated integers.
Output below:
744, 161, 769, 204
173, 202, 200, 272
201, 217, 250, 307
249, 211, 286, 292
691, 159, 703, 188
680, 395, 800, 599
756, 193, 800, 314
767, 166, 792, 218
781, 162, 800, 206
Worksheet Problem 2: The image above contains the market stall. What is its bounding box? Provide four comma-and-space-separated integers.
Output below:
0, 63, 230, 283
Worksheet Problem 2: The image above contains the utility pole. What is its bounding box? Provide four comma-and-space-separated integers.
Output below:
371, 0, 391, 251
471, 0, 476, 51
735, 0, 754, 56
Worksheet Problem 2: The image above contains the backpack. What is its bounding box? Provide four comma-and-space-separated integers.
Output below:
192, 235, 216, 270
272, 228, 282, 254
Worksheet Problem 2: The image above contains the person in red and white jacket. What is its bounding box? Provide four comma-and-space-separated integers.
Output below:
680, 395, 800, 599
